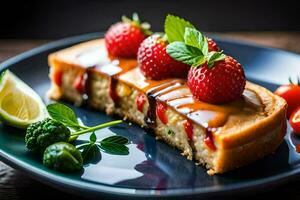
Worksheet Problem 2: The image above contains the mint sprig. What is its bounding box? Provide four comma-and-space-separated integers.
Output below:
166, 27, 226, 68
184, 28, 208, 55
77, 133, 129, 164
166, 41, 206, 66
47, 103, 84, 130
47, 103, 130, 164
165, 14, 195, 43
47, 103, 123, 139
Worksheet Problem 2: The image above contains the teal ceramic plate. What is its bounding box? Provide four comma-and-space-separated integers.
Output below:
1, 33, 300, 199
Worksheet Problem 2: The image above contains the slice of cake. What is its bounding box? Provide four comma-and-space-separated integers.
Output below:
48, 39, 287, 174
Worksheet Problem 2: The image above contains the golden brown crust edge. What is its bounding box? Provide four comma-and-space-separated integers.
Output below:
211, 92, 287, 174
216, 82, 287, 149
212, 119, 286, 174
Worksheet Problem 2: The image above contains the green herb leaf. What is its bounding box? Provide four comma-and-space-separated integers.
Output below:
207, 51, 226, 68
98, 135, 129, 155
90, 132, 97, 143
166, 41, 206, 66
76, 143, 91, 150
184, 27, 208, 55
101, 135, 129, 145
47, 103, 79, 129
81, 143, 101, 164
165, 14, 195, 43
98, 143, 129, 155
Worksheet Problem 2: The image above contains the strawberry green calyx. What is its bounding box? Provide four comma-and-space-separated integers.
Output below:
166, 27, 226, 68
122, 13, 152, 36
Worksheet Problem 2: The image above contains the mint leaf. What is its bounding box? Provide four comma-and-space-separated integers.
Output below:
81, 143, 101, 164
101, 135, 129, 145
76, 143, 91, 150
207, 51, 226, 68
99, 143, 129, 155
47, 103, 79, 129
166, 41, 206, 66
165, 14, 195, 43
98, 135, 129, 155
184, 27, 208, 55
90, 132, 97, 143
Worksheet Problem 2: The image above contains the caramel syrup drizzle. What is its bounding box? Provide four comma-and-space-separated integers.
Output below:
75, 46, 261, 131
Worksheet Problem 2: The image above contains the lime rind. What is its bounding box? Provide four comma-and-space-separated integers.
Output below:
0, 70, 48, 129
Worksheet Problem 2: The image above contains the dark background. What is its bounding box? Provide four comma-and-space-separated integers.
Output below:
1, 0, 299, 39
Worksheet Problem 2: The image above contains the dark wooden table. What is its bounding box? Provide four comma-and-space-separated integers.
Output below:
1, 32, 300, 200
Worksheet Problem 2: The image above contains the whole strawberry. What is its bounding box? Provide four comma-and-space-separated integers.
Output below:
105, 13, 151, 58
138, 15, 219, 80
187, 57, 245, 103
138, 34, 190, 80
167, 27, 246, 104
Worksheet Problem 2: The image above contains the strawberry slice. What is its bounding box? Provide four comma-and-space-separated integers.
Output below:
52, 68, 63, 87
73, 73, 86, 93
156, 102, 168, 124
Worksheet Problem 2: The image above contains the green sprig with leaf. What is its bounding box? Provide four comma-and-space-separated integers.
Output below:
25, 103, 130, 172
164, 15, 226, 68
77, 132, 129, 164
47, 103, 123, 140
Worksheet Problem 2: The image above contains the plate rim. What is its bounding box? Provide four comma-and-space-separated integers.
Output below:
1, 32, 300, 198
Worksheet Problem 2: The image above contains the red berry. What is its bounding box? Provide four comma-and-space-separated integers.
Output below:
105, 22, 147, 58
184, 120, 193, 141
52, 68, 62, 86
138, 35, 190, 80
135, 93, 146, 112
207, 37, 219, 52
187, 56, 246, 104
156, 102, 168, 124
204, 128, 217, 151
289, 106, 300, 135
73, 73, 86, 94
275, 84, 300, 118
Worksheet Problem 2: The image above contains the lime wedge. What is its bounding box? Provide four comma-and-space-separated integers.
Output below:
0, 70, 48, 129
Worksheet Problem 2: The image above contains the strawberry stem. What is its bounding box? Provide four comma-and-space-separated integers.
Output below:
121, 13, 152, 36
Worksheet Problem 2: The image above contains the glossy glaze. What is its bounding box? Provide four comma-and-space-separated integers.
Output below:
72, 43, 266, 151
78, 45, 264, 134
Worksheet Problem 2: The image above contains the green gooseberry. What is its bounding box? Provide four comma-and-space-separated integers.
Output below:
43, 142, 83, 172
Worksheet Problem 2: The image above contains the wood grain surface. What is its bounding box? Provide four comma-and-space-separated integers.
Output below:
1, 32, 300, 200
